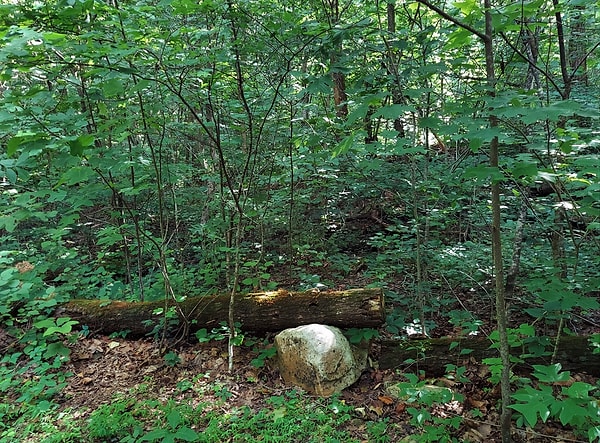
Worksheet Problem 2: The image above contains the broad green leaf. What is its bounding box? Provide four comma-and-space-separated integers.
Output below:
346, 103, 370, 126
34, 318, 55, 329
532, 364, 570, 383
2, 168, 16, 183
515, 323, 536, 337
102, 78, 124, 97
96, 226, 124, 246
537, 171, 557, 182
7, 137, 21, 156
130, 79, 151, 92
304, 75, 332, 95
331, 134, 355, 158
511, 161, 538, 179
373, 104, 414, 119
469, 138, 483, 151
41, 31, 66, 43
419, 116, 443, 130
564, 381, 592, 399
445, 27, 474, 50
48, 190, 67, 202
171, 0, 204, 14
509, 402, 550, 428
114, 65, 138, 75
589, 426, 600, 442
57, 166, 96, 186
7, 132, 48, 156
78, 134, 95, 147
520, 100, 598, 124
463, 165, 505, 183
139, 429, 168, 441
173, 427, 200, 441
557, 398, 588, 426
0, 216, 16, 233
44, 342, 70, 358
453, 0, 480, 15
574, 155, 600, 173
68, 134, 95, 156
511, 385, 554, 426
166, 410, 182, 428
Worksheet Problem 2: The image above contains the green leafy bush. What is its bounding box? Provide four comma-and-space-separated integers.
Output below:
509, 364, 600, 441
387, 373, 464, 443
87, 399, 143, 441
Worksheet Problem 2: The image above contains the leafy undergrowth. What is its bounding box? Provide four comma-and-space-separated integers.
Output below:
2, 331, 598, 443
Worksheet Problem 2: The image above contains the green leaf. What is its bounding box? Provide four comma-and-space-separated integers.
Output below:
511, 161, 538, 179
373, 104, 414, 119
564, 381, 592, 399
418, 116, 443, 130
463, 165, 505, 183
57, 166, 95, 186
345, 103, 370, 126
557, 398, 588, 426
454, 0, 481, 15
532, 364, 570, 383
510, 385, 555, 427
7, 137, 21, 156
445, 27, 474, 51
0, 216, 16, 233
469, 138, 483, 151
173, 427, 200, 441
2, 167, 17, 183
68, 134, 95, 156
44, 342, 70, 358
35, 318, 78, 336
102, 78, 124, 97
304, 75, 332, 95
520, 100, 597, 124
34, 318, 55, 329
166, 410, 182, 428
7, 135, 26, 156
509, 402, 549, 428
589, 426, 600, 442
331, 134, 355, 158
114, 65, 138, 75
139, 429, 168, 441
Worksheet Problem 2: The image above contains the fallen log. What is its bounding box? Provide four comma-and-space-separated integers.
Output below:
379, 335, 600, 376
58, 288, 384, 337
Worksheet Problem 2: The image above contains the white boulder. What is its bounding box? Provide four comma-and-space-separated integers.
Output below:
274, 324, 367, 396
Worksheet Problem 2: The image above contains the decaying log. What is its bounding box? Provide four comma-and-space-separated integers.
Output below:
59, 288, 384, 336
379, 335, 600, 376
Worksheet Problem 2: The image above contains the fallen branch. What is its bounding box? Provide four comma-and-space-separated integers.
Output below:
379, 335, 600, 376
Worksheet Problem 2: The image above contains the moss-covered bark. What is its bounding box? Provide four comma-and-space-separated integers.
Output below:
58, 288, 384, 337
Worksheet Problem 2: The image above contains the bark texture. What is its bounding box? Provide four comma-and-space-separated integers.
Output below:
379, 335, 600, 376
58, 288, 384, 336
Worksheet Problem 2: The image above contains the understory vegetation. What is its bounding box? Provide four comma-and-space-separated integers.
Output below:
1, 0, 599, 441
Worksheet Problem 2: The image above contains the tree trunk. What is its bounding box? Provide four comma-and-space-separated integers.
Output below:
58, 288, 384, 337
483, 0, 512, 438
379, 335, 600, 376
327, 0, 348, 118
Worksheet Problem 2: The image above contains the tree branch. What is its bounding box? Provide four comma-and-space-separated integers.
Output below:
414, 0, 487, 42
499, 32, 563, 96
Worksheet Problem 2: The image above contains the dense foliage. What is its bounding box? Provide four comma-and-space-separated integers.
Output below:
1, 0, 599, 440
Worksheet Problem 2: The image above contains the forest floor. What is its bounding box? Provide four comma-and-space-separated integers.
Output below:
57, 329, 595, 443
49, 276, 600, 443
